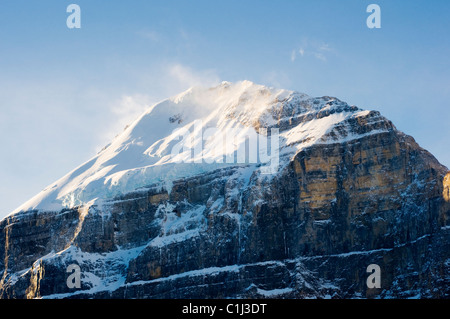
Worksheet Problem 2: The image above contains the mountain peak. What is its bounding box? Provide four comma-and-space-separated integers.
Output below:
2, 82, 449, 300
9, 82, 389, 217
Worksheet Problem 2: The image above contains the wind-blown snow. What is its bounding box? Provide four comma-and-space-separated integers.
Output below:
9, 80, 387, 216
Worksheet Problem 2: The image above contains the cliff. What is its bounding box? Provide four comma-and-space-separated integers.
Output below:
1, 81, 449, 299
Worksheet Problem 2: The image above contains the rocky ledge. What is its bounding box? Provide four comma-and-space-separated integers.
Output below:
0, 121, 449, 299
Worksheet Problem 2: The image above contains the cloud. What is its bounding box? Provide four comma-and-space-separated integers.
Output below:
137, 29, 160, 42
167, 63, 221, 91
99, 63, 221, 145
313, 52, 327, 62
112, 94, 154, 126
291, 38, 335, 62
261, 70, 291, 89
317, 43, 332, 52
291, 50, 297, 62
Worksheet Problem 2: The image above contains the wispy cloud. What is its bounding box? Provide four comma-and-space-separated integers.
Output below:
291, 38, 335, 62
262, 70, 291, 89
112, 94, 154, 126
136, 29, 161, 42
101, 63, 221, 143
291, 49, 297, 62
167, 63, 221, 90
313, 52, 327, 61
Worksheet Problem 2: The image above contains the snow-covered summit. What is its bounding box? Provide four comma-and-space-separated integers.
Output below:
9, 81, 387, 216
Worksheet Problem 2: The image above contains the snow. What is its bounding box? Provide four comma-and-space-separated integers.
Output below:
8, 81, 387, 217
39, 256, 297, 299
255, 287, 294, 296
149, 203, 207, 247
313, 219, 331, 225
281, 111, 348, 147
22, 244, 147, 299
42, 261, 243, 299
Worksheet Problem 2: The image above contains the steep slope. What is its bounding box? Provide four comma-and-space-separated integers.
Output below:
10, 81, 377, 215
0, 81, 449, 299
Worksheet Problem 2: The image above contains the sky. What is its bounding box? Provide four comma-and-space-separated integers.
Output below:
0, 0, 449, 219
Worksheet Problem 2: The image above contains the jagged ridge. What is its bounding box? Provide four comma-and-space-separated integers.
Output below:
0, 81, 449, 299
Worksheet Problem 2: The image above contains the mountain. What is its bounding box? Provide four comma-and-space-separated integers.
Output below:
0, 81, 449, 299
8, 80, 373, 215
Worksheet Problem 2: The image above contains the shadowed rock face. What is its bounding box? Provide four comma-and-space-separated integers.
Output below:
1, 103, 449, 299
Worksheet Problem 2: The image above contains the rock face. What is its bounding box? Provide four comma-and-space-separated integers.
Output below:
0, 82, 449, 299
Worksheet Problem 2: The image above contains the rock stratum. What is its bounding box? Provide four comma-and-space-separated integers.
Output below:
0, 81, 449, 299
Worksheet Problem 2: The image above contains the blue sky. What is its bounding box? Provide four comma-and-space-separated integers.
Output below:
1, 0, 449, 218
